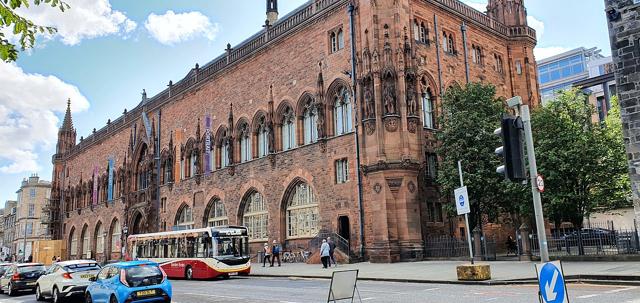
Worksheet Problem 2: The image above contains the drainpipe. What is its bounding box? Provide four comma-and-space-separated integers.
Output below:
348, 3, 366, 260
461, 22, 470, 84
434, 15, 444, 94
156, 110, 162, 232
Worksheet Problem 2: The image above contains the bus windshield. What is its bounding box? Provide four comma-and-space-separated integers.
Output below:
215, 236, 248, 258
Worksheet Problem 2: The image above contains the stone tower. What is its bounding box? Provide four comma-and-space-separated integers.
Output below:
487, 0, 528, 27
56, 99, 77, 155
266, 0, 278, 25
605, 0, 640, 228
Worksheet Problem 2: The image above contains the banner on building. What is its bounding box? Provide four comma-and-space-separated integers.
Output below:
92, 165, 99, 205
107, 157, 114, 201
205, 114, 212, 175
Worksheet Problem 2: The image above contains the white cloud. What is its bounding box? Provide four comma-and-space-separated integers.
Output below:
0, 62, 89, 174
144, 10, 220, 45
527, 15, 544, 40
534, 47, 571, 60
16, 0, 137, 45
462, 0, 487, 12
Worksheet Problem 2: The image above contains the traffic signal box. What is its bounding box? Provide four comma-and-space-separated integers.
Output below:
494, 115, 526, 182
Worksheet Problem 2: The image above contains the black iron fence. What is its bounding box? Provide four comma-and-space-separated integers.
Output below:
424, 236, 496, 260
529, 224, 640, 257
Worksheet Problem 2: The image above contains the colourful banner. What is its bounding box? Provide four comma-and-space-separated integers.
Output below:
205, 115, 212, 175
92, 165, 99, 205
107, 157, 114, 201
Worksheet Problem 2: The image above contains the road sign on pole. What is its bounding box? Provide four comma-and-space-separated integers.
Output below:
455, 186, 470, 215
536, 260, 569, 303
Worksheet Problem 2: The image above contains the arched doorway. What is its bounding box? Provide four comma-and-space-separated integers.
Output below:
131, 212, 144, 235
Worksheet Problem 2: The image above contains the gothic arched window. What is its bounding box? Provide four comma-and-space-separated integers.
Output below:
330, 32, 337, 53
448, 34, 454, 54
257, 117, 269, 158
334, 87, 353, 135
419, 22, 428, 43
70, 228, 78, 258
110, 219, 121, 254
282, 107, 296, 151
303, 104, 318, 144
81, 225, 90, 258
221, 138, 230, 168
206, 199, 228, 227
136, 145, 148, 190
422, 83, 435, 129
242, 192, 268, 240
286, 182, 319, 238
413, 19, 420, 41
337, 29, 345, 50
175, 204, 194, 230
239, 124, 251, 163
95, 222, 104, 255
442, 31, 448, 53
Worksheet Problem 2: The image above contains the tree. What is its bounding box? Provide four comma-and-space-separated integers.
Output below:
436, 83, 528, 229
0, 0, 69, 62
531, 89, 631, 227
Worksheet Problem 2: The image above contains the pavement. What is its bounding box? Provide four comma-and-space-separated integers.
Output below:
3, 277, 640, 303
251, 260, 640, 284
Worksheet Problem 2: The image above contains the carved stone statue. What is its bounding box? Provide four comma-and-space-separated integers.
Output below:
406, 85, 417, 116
383, 82, 397, 115
364, 85, 375, 118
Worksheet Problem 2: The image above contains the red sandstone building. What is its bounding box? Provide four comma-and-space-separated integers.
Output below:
47, 0, 539, 263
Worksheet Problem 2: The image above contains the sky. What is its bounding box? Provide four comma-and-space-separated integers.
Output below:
0, 0, 611, 207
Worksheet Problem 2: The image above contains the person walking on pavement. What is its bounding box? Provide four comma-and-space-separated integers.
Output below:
327, 237, 337, 267
320, 239, 330, 269
262, 243, 272, 267
270, 240, 281, 267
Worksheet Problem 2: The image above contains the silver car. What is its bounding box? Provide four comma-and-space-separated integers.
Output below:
35, 260, 101, 303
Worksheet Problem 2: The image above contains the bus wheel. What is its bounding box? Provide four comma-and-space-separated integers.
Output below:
185, 266, 193, 280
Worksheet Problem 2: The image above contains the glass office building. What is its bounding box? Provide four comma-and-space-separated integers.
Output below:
537, 47, 603, 104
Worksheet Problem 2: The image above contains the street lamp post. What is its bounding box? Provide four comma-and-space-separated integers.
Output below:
122, 225, 128, 260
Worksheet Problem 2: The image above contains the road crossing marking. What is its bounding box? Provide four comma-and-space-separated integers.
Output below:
605, 286, 637, 294
577, 294, 599, 299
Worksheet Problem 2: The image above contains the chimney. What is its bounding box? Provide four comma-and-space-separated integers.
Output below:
266, 0, 278, 25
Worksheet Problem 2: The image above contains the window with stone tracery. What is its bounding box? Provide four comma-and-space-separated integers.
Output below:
422, 83, 435, 129
257, 117, 269, 158
286, 182, 319, 238
282, 107, 296, 151
70, 229, 78, 257
334, 87, 353, 135
221, 138, 230, 168
110, 220, 121, 253
207, 199, 228, 227
240, 124, 251, 163
96, 223, 104, 254
82, 227, 90, 258
175, 205, 194, 230
242, 192, 268, 240
303, 104, 318, 144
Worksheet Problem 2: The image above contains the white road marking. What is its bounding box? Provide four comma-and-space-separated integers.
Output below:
605, 286, 637, 294
423, 287, 440, 292
485, 298, 499, 302
577, 294, 599, 299
361, 298, 376, 301
178, 292, 244, 300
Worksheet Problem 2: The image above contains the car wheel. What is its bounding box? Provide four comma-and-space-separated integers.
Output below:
53, 286, 64, 303
7, 283, 15, 296
185, 266, 193, 280
36, 284, 45, 301
85, 292, 93, 303
110, 294, 119, 303
0, 282, 4, 294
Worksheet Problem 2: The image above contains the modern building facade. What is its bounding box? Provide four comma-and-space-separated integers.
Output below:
2, 201, 17, 260
537, 47, 604, 105
50, 0, 539, 263
12, 175, 52, 260
606, 0, 640, 228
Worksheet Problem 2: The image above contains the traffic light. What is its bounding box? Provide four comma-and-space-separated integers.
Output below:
494, 115, 526, 182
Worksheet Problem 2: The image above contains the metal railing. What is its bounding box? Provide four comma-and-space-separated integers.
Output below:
424, 236, 496, 260
308, 230, 351, 260
529, 224, 640, 257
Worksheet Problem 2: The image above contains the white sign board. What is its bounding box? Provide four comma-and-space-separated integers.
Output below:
535, 260, 569, 303
327, 270, 359, 302
454, 186, 470, 215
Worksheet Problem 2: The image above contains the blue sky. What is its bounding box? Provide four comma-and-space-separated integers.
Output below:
0, 0, 611, 207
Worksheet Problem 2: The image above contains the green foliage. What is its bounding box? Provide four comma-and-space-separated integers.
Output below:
436, 82, 529, 228
531, 90, 631, 227
0, 0, 69, 62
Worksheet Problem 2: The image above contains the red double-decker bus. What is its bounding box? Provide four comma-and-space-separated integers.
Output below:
128, 226, 251, 279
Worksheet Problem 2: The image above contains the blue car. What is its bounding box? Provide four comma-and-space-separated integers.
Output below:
85, 261, 172, 303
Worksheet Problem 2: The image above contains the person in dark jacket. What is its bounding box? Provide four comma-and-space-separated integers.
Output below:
327, 237, 336, 267
270, 240, 281, 267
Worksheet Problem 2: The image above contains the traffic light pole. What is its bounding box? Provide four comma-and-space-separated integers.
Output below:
519, 104, 550, 263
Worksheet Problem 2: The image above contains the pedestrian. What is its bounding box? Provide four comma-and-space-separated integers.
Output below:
52, 256, 57, 264
56, 256, 61, 262
505, 236, 517, 256
262, 243, 272, 267
270, 240, 281, 267
327, 237, 337, 267
320, 239, 330, 269
27, 254, 33, 262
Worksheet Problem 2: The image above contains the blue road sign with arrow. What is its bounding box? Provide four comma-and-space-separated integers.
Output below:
536, 261, 569, 303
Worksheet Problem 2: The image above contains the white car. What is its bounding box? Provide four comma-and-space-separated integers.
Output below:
35, 260, 101, 303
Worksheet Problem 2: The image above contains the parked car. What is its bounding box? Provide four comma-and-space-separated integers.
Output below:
35, 260, 101, 303
560, 228, 617, 246
0, 263, 47, 296
85, 260, 171, 303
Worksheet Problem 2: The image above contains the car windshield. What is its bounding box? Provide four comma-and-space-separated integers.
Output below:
124, 265, 163, 287
64, 263, 100, 273
18, 265, 46, 273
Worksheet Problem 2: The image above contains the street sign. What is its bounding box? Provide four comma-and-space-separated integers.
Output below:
454, 186, 470, 215
537, 174, 545, 192
536, 260, 569, 303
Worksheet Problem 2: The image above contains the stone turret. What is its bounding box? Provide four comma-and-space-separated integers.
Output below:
266, 0, 278, 25
56, 99, 77, 155
487, 0, 528, 27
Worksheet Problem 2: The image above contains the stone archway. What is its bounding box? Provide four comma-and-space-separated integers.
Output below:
131, 212, 144, 235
